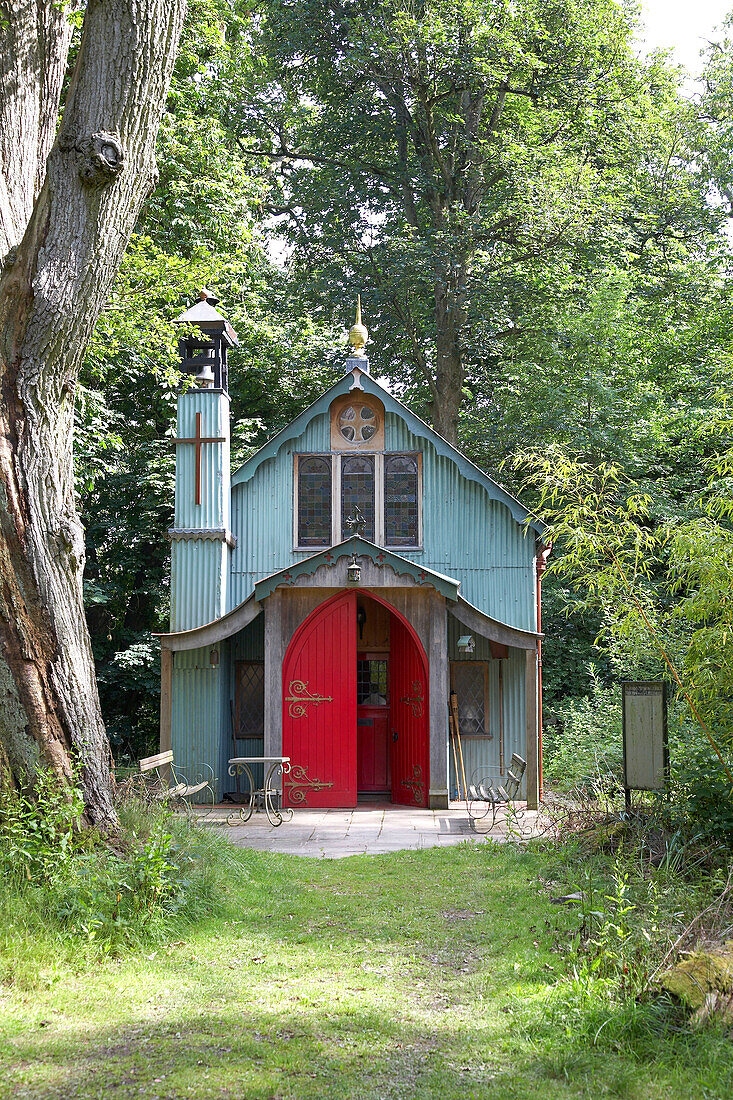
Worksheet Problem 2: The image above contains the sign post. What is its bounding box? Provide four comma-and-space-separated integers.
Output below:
622, 681, 669, 812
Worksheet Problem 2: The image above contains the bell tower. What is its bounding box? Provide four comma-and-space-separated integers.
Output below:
168, 290, 238, 631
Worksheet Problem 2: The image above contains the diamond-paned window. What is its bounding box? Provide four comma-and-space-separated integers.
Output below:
341, 455, 375, 540
235, 661, 264, 739
298, 455, 332, 546
385, 454, 419, 547
451, 662, 490, 737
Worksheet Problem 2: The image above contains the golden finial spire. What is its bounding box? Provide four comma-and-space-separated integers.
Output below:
348, 294, 368, 358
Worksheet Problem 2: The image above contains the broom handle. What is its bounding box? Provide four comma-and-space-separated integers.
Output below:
449, 710, 462, 801
230, 698, 241, 795
450, 692, 469, 808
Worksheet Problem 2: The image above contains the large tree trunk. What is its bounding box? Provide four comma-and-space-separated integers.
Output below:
0, 0, 186, 828
430, 264, 465, 446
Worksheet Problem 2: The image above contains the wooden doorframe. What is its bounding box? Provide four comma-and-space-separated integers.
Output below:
351, 589, 429, 679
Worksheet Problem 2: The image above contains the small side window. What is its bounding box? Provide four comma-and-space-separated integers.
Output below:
297, 456, 332, 547
235, 661, 264, 740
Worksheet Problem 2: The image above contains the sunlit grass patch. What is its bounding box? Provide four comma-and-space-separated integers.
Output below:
2, 822, 733, 1098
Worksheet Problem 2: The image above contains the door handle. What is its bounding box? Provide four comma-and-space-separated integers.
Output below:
392, 729, 398, 742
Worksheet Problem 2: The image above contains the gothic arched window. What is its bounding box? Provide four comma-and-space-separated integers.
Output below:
384, 454, 419, 546
297, 456, 332, 547
341, 455, 375, 540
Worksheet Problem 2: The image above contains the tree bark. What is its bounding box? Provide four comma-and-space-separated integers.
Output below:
0, 1, 78, 263
430, 279, 464, 446
0, 0, 186, 828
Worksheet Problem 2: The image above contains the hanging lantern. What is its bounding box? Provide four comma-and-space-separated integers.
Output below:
347, 554, 361, 584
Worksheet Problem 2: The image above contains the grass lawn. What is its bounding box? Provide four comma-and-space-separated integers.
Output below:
2, 838, 732, 1099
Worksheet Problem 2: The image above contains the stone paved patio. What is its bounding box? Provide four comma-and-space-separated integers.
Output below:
201, 802, 538, 858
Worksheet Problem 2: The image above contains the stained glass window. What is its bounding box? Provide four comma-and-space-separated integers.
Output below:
341, 455, 375, 540
451, 662, 490, 737
385, 454, 419, 546
297, 456, 332, 546
338, 403, 378, 443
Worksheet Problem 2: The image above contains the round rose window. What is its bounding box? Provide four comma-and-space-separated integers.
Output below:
338, 404, 378, 443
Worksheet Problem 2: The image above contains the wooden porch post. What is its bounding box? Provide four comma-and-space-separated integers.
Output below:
264, 591, 283, 760
159, 647, 173, 788
428, 593, 449, 809
525, 646, 539, 810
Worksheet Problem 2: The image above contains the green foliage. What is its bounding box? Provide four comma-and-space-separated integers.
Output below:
0, 774, 249, 984
538, 573, 612, 716
670, 727, 733, 844
219, 0, 724, 445
4, 841, 733, 1096
543, 673, 623, 791
510, 446, 670, 674
0, 771, 86, 885
69, 0, 733, 796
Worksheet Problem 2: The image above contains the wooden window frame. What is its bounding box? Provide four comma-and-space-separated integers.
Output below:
293, 451, 423, 551
234, 659, 265, 741
450, 660, 491, 738
341, 452, 378, 542
384, 451, 422, 551
330, 393, 385, 450
293, 453, 336, 551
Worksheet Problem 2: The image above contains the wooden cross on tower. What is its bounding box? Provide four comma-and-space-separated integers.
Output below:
171, 412, 225, 505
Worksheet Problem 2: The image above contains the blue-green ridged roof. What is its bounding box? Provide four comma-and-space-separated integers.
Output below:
231, 366, 544, 534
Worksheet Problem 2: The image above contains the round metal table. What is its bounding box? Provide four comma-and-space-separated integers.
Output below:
227, 756, 292, 827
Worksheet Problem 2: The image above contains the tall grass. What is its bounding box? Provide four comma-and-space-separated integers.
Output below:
0, 774, 249, 989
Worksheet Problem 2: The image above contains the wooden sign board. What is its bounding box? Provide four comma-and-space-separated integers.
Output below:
622, 681, 669, 792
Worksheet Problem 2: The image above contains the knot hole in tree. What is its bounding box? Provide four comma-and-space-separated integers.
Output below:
78, 132, 125, 188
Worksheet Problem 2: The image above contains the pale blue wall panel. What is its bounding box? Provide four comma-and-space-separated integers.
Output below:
387, 415, 536, 630
229, 404, 537, 630
229, 454, 291, 607
448, 648, 526, 799
171, 646, 223, 802
171, 538, 227, 631
231, 613, 265, 661
175, 391, 230, 530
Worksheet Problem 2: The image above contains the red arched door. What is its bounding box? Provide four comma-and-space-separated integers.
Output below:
390, 614, 429, 807
282, 591, 356, 807
281, 590, 429, 809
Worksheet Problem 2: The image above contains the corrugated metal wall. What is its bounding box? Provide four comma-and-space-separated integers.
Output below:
171, 389, 231, 631
446, 613, 527, 799
171, 644, 229, 802
229, 415, 331, 607
175, 391, 230, 530
386, 415, 536, 629
169, 617, 267, 802
229, 407, 537, 630
171, 538, 228, 631
231, 612, 265, 661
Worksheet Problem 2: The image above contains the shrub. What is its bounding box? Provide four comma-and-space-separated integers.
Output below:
543, 673, 623, 792
670, 730, 733, 844
0, 770, 87, 884
0, 772, 249, 985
